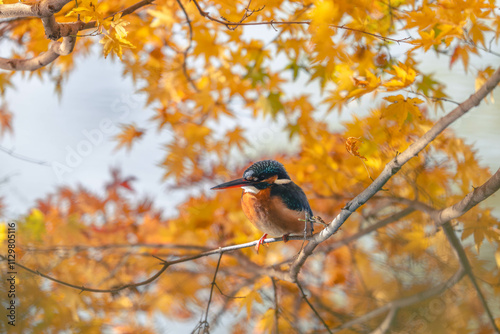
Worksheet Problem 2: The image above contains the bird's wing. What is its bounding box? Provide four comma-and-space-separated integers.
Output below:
270, 182, 313, 216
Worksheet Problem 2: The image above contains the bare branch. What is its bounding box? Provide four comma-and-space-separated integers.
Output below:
193, 252, 223, 334
323, 208, 415, 253
435, 168, 500, 224
188, 0, 410, 43
3, 237, 297, 294
0, 29, 81, 71
272, 277, 279, 334
0, 0, 72, 19
387, 168, 500, 226
442, 222, 500, 334
25, 242, 209, 253
175, 0, 198, 92
296, 280, 333, 334
0, 254, 170, 293
0, 0, 152, 71
0, 145, 50, 166
369, 307, 397, 334
81, 0, 155, 30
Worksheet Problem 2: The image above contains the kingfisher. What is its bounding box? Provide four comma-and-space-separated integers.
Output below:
211, 160, 316, 252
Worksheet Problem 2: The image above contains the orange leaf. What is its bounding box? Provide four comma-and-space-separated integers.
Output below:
115, 123, 144, 151
345, 137, 367, 160
0, 105, 13, 136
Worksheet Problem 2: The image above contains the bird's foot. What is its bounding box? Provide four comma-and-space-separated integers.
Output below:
312, 215, 328, 226
255, 233, 268, 253
282, 233, 290, 243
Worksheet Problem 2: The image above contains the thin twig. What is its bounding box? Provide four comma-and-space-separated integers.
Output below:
189, 0, 410, 44
0, 254, 169, 293
25, 242, 209, 254
0, 145, 50, 166
81, 0, 155, 30
1, 235, 308, 294
323, 208, 414, 253
369, 307, 398, 334
194, 252, 223, 333
272, 277, 279, 334
214, 282, 245, 299
442, 222, 500, 334
408, 90, 460, 106
175, 0, 198, 92
296, 280, 332, 334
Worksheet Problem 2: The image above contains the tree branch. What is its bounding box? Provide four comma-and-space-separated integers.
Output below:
0, 28, 81, 71
192, 252, 223, 334
0, 0, 72, 19
286, 67, 500, 282
272, 276, 280, 334
0, 0, 151, 71
0, 254, 170, 293
435, 168, 500, 224
323, 208, 415, 253
442, 222, 500, 334
296, 280, 333, 334
80, 0, 155, 30
25, 242, 209, 253
187, 0, 410, 43
175, 0, 198, 92
0, 145, 50, 166
369, 307, 397, 334
1, 237, 293, 294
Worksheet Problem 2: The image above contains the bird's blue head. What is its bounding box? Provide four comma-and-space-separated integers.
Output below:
211, 160, 291, 191
243, 160, 290, 182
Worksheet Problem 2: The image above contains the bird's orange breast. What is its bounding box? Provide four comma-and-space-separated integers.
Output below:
241, 188, 311, 237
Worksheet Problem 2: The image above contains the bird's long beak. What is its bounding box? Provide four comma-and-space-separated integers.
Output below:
211, 178, 254, 190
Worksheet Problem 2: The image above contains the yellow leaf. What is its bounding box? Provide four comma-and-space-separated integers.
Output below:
227, 126, 248, 150
475, 67, 495, 103
100, 33, 135, 60
66, 0, 106, 24
236, 287, 263, 319
382, 95, 423, 126
110, 15, 130, 39
148, 7, 176, 29
383, 94, 405, 103
383, 63, 417, 90
0, 222, 6, 243
255, 308, 276, 332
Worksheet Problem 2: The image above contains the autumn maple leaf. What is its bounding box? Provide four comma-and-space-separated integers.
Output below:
0, 105, 13, 136
114, 123, 145, 151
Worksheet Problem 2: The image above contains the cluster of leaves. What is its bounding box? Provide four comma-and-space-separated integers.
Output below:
1, 0, 500, 332
1, 109, 499, 332
1, 0, 498, 182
